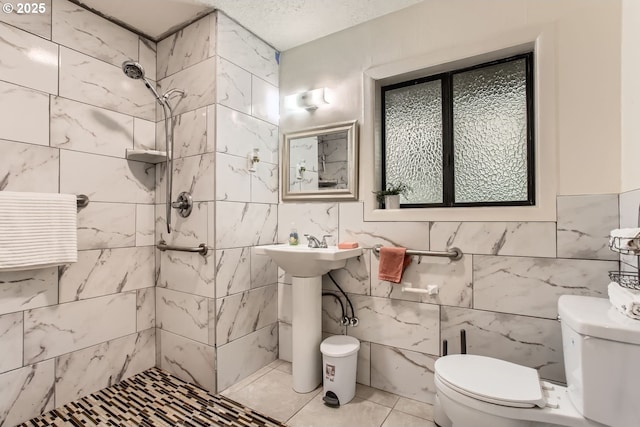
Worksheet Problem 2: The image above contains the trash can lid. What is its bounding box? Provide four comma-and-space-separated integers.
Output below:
321, 335, 360, 357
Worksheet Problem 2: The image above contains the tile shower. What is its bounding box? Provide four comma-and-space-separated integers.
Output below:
1, 0, 157, 424
0, 1, 633, 427
0, 0, 280, 423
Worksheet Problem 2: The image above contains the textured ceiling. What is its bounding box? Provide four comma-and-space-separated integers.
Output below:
73, 0, 424, 50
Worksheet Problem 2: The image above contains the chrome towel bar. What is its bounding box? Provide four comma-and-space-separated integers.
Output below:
373, 244, 463, 261
157, 240, 209, 256
76, 194, 89, 208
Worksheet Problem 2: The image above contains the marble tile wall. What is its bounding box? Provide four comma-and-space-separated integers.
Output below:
54, 329, 155, 406
618, 188, 640, 270
318, 135, 348, 189
276, 194, 619, 404
0, 1, 156, 424
213, 11, 279, 392
153, 13, 217, 392
157, 329, 216, 391
217, 323, 279, 391
153, 11, 279, 394
289, 136, 319, 192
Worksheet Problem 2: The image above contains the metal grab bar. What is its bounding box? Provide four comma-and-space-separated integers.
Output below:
373, 244, 463, 261
157, 240, 209, 256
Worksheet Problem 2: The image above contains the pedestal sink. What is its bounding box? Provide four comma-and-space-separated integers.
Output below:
254, 244, 362, 393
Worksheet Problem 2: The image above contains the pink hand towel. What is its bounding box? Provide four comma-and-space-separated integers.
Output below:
378, 247, 412, 283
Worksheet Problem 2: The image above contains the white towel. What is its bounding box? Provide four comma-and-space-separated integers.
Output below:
609, 228, 640, 253
0, 191, 77, 271
608, 282, 640, 320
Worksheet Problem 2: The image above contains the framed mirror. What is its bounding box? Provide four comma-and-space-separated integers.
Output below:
282, 120, 359, 201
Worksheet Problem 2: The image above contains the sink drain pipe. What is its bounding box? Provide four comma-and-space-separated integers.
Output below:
322, 293, 349, 326
327, 272, 358, 327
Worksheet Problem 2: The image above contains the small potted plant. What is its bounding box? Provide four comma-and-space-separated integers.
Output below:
374, 183, 410, 209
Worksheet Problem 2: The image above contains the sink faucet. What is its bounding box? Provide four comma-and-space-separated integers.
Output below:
304, 234, 331, 248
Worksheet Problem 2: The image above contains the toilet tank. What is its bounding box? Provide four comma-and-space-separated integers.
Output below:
558, 295, 640, 427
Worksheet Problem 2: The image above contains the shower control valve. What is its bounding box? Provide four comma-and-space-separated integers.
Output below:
171, 192, 193, 218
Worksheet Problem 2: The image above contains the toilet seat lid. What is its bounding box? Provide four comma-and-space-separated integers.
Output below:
435, 355, 546, 408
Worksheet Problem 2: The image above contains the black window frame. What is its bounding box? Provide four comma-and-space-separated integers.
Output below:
380, 52, 535, 209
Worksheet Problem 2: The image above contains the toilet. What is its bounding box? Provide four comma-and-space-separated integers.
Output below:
434, 295, 640, 427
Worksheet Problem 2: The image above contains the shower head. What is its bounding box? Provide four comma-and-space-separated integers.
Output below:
122, 61, 145, 80
122, 60, 164, 104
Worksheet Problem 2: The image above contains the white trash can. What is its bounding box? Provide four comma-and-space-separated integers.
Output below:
320, 335, 360, 407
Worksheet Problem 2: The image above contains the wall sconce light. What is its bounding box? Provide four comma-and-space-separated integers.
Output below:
248, 148, 260, 172
285, 88, 330, 111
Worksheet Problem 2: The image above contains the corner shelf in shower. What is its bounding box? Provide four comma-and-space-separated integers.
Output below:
125, 149, 167, 164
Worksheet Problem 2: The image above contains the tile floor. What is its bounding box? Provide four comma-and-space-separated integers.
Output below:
22, 359, 437, 427
222, 359, 437, 427
21, 367, 287, 427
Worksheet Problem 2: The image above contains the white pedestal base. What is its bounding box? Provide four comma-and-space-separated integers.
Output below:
291, 276, 322, 393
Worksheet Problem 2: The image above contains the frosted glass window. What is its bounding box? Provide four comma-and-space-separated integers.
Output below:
453, 59, 528, 203
380, 53, 534, 208
383, 79, 443, 204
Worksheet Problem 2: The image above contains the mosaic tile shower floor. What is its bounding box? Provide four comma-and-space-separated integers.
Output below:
20, 368, 287, 427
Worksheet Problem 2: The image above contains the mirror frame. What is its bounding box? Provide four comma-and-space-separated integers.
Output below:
281, 120, 359, 202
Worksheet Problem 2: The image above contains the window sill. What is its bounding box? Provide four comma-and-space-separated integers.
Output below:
364, 200, 555, 222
